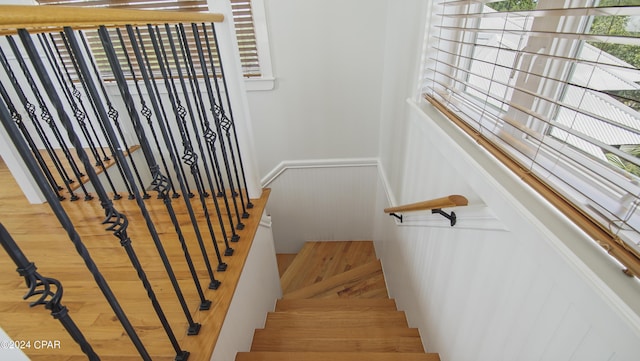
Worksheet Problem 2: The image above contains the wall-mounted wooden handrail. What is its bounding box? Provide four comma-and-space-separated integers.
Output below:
0, 5, 224, 35
384, 195, 468, 214
384, 195, 468, 226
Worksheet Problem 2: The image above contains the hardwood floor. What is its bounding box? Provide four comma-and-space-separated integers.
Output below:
37, 145, 140, 195
0, 156, 270, 361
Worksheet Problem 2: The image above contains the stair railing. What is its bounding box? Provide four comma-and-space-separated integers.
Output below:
0, 4, 256, 360
0, 223, 99, 361
384, 195, 469, 226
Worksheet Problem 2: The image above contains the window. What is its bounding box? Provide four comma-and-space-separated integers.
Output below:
423, 0, 640, 275
36, 0, 268, 81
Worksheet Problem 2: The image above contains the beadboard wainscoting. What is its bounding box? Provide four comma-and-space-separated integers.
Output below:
262, 157, 505, 254
261, 159, 379, 254
372, 98, 640, 361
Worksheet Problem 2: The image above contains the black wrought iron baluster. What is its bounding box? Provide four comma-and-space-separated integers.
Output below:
137, 23, 228, 277
0, 80, 63, 200
179, 23, 240, 242
0, 224, 100, 361
38, 34, 100, 169
155, 24, 232, 264
177, 24, 223, 198
6, 36, 93, 201
39, 33, 122, 200
203, 25, 248, 220
57, 33, 123, 200
192, 23, 245, 231
114, 28, 179, 200
27, 28, 189, 360
78, 31, 135, 200
55, 33, 115, 168
65, 34, 149, 201
7, 36, 89, 188
176, 23, 237, 247
133, 28, 195, 200
0, 71, 150, 360
156, 27, 208, 198
120, 26, 225, 284
72, 26, 208, 338
101, 205, 191, 360
0, 46, 75, 200
210, 23, 254, 210
100, 25, 214, 310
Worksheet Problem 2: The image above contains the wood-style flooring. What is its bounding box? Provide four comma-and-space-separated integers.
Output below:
0, 155, 269, 361
237, 241, 441, 360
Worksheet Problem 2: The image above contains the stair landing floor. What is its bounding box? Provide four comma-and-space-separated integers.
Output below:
0, 156, 271, 361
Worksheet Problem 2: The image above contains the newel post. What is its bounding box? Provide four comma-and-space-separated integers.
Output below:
206, 0, 262, 199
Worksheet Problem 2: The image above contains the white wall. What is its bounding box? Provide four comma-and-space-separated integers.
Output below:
211, 213, 281, 361
370, 1, 640, 360
375, 102, 640, 361
246, 0, 387, 176
261, 158, 378, 253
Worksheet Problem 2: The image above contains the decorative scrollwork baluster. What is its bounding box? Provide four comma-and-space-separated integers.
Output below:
0, 56, 150, 358
179, 23, 240, 243
0, 224, 100, 361
210, 22, 254, 210
0, 46, 78, 201
6, 35, 93, 201
98, 25, 213, 324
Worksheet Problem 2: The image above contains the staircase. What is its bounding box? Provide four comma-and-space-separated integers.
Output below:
236, 241, 441, 361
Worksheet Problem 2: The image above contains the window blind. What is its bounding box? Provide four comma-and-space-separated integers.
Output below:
423, 0, 640, 276
36, 0, 261, 78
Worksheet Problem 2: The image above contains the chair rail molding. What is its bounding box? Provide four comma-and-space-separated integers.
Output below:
261, 157, 380, 187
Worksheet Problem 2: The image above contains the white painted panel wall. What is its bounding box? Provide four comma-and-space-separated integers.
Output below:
262, 160, 378, 253
210, 213, 281, 361
373, 101, 640, 361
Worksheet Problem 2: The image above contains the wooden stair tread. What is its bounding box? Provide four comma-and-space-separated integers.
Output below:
283, 259, 387, 299
275, 298, 397, 311
251, 335, 424, 353
280, 241, 377, 294
236, 351, 442, 361
254, 327, 421, 338
241, 241, 440, 361
264, 310, 408, 329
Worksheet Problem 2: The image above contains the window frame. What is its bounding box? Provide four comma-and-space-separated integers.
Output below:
35, 0, 275, 91
422, 0, 640, 276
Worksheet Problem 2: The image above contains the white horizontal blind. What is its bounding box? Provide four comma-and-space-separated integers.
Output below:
36, 0, 261, 78
423, 0, 640, 274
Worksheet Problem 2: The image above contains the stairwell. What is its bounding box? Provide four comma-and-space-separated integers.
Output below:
236, 240, 441, 361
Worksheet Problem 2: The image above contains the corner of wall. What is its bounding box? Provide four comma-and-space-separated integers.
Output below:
210, 212, 281, 361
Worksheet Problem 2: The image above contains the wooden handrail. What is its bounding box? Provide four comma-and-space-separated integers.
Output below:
384, 195, 469, 214
0, 5, 224, 34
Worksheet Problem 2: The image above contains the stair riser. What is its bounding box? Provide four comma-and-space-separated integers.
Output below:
275, 298, 397, 312
253, 327, 421, 338
236, 352, 442, 361
264, 311, 409, 329
251, 337, 425, 353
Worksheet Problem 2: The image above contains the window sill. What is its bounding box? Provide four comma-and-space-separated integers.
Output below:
245, 77, 275, 92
